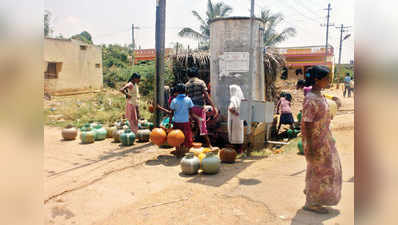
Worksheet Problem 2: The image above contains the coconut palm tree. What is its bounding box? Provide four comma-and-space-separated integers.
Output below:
178, 0, 232, 50
261, 9, 296, 46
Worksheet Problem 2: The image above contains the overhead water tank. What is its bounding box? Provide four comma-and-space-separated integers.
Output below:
209, 17, 265, 120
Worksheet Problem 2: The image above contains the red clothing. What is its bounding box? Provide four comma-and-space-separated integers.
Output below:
173, 122, 193, 148
168, 95, 176, 108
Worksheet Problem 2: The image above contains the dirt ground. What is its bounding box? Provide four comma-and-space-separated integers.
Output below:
44, 87, 354, 225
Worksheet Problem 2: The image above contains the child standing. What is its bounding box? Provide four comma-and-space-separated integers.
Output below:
168, 83, 195, 157
276, 93, 294, 134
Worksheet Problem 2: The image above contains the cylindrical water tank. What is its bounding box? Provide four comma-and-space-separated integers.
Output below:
209, 17, 265, 121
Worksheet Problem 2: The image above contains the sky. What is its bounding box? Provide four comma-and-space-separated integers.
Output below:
45, 0, 354, 63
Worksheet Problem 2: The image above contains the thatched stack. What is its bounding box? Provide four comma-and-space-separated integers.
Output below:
171, 53, 210, 84
263, 47, 286, 103
170, 50, 285, 104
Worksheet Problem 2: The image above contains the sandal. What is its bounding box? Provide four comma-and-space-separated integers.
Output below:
302, 205, 328, 214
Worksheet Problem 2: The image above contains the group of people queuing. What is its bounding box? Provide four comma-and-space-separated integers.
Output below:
119, 68, 245, 158
121, 65, 342, 214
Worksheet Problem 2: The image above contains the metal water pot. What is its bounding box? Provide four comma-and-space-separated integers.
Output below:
180, 153, 200, 175
201, 152, 221, 174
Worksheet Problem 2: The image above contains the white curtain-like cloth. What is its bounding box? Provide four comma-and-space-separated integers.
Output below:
228, 85, 244, 144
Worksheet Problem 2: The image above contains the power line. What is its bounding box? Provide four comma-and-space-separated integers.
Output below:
273, 0, 323, 24
95, 28, 132, 38
253, 2, 318, 34
293, 0, 324, 20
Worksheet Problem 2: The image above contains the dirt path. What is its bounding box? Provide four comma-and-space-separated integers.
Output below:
44, 89, 354, 225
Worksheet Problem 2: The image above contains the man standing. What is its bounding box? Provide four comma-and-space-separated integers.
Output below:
343, 73, 352, 97
185, 68, 218, 148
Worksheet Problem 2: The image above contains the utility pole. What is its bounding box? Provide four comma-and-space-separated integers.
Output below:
336, 24, 352, 66
132, 24, 135, 51
154, 0, 166, 127
321, 3, 334, 63
131, 24, 140, 65
247, 0, 255, 135
335, 24, 351, 79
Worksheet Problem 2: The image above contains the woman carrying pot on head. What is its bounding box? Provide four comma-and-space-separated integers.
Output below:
120, 73, 141, 134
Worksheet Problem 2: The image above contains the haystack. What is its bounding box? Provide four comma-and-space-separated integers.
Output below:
171, 53, 210, 84
263, 47, 286, 103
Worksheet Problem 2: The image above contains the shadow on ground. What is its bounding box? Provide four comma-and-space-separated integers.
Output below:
99, 143, 153, 160
145, 155, 181, 167
179, 159, 256, 187
238, 177, 261, 185
290, 208, 340, 225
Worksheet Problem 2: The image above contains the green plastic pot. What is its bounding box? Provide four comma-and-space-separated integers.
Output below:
80, 127, 95, 144
287, 129, 296, 138
297, 139, 304, 154
120, 129, 136, 146
93, 124, 107, 141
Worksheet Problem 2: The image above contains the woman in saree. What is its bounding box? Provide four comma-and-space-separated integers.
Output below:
301, 65, 342, 214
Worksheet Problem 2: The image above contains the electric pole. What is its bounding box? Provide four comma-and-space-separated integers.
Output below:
336, 24, 352, 66
131, 24, 140, 65
132, 24, 135, 51
321, 3, 334, 63
335, 24, 351, 79
155, 0, 166, 127
247, 0, 255, 135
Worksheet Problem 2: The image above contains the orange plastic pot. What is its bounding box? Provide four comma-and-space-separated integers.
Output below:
166, 129, 185, 147
150, 128, 167, 146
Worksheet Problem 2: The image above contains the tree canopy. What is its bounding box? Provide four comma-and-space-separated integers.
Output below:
71, 31, 93, 44
44, 10, 53, 37
178, 0, 232, 50
261, 9, 296, 46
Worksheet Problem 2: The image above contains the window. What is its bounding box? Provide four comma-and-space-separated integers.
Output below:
80, 45, 87, 50
95, 63, 101, 68
45, 62, 62, 79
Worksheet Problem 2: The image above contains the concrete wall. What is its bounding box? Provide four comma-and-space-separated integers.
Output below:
210, 17, 265, 121
44, 38, 103, 95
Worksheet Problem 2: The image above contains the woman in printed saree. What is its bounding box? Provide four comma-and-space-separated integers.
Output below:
301, 65, 342, 214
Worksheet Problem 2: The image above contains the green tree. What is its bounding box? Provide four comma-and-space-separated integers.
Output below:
44, 10, 53, 37
261, 9, 296, 46
178, 0, 232, 50
71, 31, 93, 44
101, 44, 174, 96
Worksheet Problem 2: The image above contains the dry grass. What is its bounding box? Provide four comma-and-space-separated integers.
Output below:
44, 88, 153, 128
